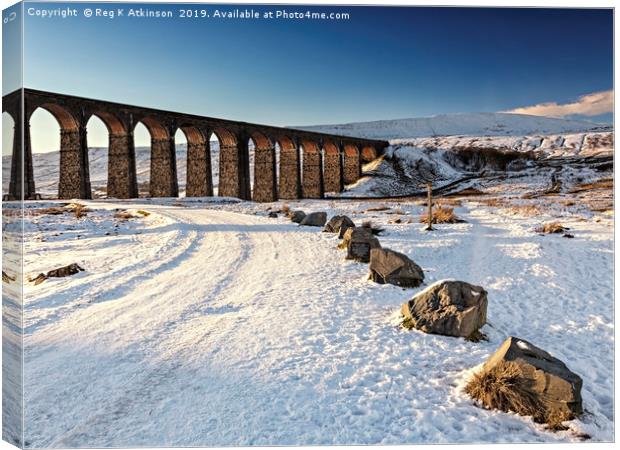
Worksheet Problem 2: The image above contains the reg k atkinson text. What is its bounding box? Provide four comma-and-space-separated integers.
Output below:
26, 6, 351, 20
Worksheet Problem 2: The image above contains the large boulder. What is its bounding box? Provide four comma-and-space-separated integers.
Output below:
339, 227, 381, 262
288, 210, 306, 224
323, 215, 355, 237
401, 280, 487, 339
466, 336, 583, 426
300, 212, 327, 227
369, 248, 424, 288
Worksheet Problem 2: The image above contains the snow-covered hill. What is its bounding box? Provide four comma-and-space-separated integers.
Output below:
296, 112, 609, 140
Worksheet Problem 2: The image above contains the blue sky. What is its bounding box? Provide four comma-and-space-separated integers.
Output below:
2, 2, 614, 151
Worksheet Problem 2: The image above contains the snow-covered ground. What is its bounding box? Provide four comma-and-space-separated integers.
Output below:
2, 111, 614, 445
3, 196, 612, 446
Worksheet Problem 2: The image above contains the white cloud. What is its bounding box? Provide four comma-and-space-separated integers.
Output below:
504, 90, 613, 117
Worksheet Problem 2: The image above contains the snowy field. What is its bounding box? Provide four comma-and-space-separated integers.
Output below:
2, 113, 614, 446
3, 195, 613, 446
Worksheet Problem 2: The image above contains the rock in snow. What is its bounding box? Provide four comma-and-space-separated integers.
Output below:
401, 280, 487, 339
299, 212, 327, 227
323, 215, 355, 237
288, 210, 306, 223
369, 248, 424, 288
340, 227, 381, 263
466, 336, 583, 426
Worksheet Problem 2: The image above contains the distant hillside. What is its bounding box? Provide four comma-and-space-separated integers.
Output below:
295, 112, 609, 140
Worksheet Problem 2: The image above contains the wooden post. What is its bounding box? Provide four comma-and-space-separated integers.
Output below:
425, 182, 433, 231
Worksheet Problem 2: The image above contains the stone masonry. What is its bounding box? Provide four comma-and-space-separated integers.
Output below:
343, 151, 361, 185
186, 141, 213, 197
302, 148, 323, 199
323, 151, 342, 193
253, 147, 277, 202
149, 137, 178, 198
279, 148, 300, 199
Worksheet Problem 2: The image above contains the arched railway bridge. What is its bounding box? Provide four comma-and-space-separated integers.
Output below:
3, 89, 389, 201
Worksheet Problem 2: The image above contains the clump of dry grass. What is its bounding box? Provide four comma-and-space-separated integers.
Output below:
366, 204, 390, 212
73, 203, 87, 219
479, 197, 503, 208
3, 271, 16, 283
465, 362, 546, 423
535, 222, 568, 234
502, 204, 542, 217
466, 361, 575, 429
114, 211, 135, 220
280, 204, 291, 214
136, 210, 150, 217
34, 207, 66, 216
420, 207, 461, 224
361, 220, 385, 235
568, 178, 613, 193
439, 198, 462, 207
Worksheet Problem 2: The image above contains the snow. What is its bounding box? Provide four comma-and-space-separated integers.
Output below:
6, 196, 613, 446
2, 111, 613, 446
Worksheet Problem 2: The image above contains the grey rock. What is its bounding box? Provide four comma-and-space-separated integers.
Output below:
369, 248, 424, 288
401, 280, 487, 338
323, 215, 355, 237
288, 210, 306, 223
340, 227, 381, 263
475, 336, 583, 423
300, 212, 327, 227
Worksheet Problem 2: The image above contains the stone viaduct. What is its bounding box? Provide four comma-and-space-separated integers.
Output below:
2, 89, 389, 201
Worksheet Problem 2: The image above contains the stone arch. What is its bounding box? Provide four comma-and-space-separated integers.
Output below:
38, 103, 79, 132
179, 125, 212, 197
3, 111, 17, 198
323, 140, 342, 193
361, 145, 377, 162
88, 111, 126, 135
88, 112, 137, 199
31, 104, 89, 199
249, 131, 277, 202
84, 115, 109, 198
301, 139, 323, 199
212, 127, 237, 147
343, 143, 361, 185
276, 135, 300, 199
135, 117, 177, 197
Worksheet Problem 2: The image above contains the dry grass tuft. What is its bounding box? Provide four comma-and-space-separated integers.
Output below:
2, 271, 16, 283
361, 220, 385, 235
535, 222, 568, 234
465, 362, 547, 423
281, 204, 291, 214
436, 198, 462, 207
73, 204, 87, 219
114, 211, 135, 220
420, 207, 461, 224
569, 178, 613, 193
502, 204, 542, 217
366, 205, 390, 212
478, 197, 504, 208
33, 207, 66, 216
136, 210, 150, 217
